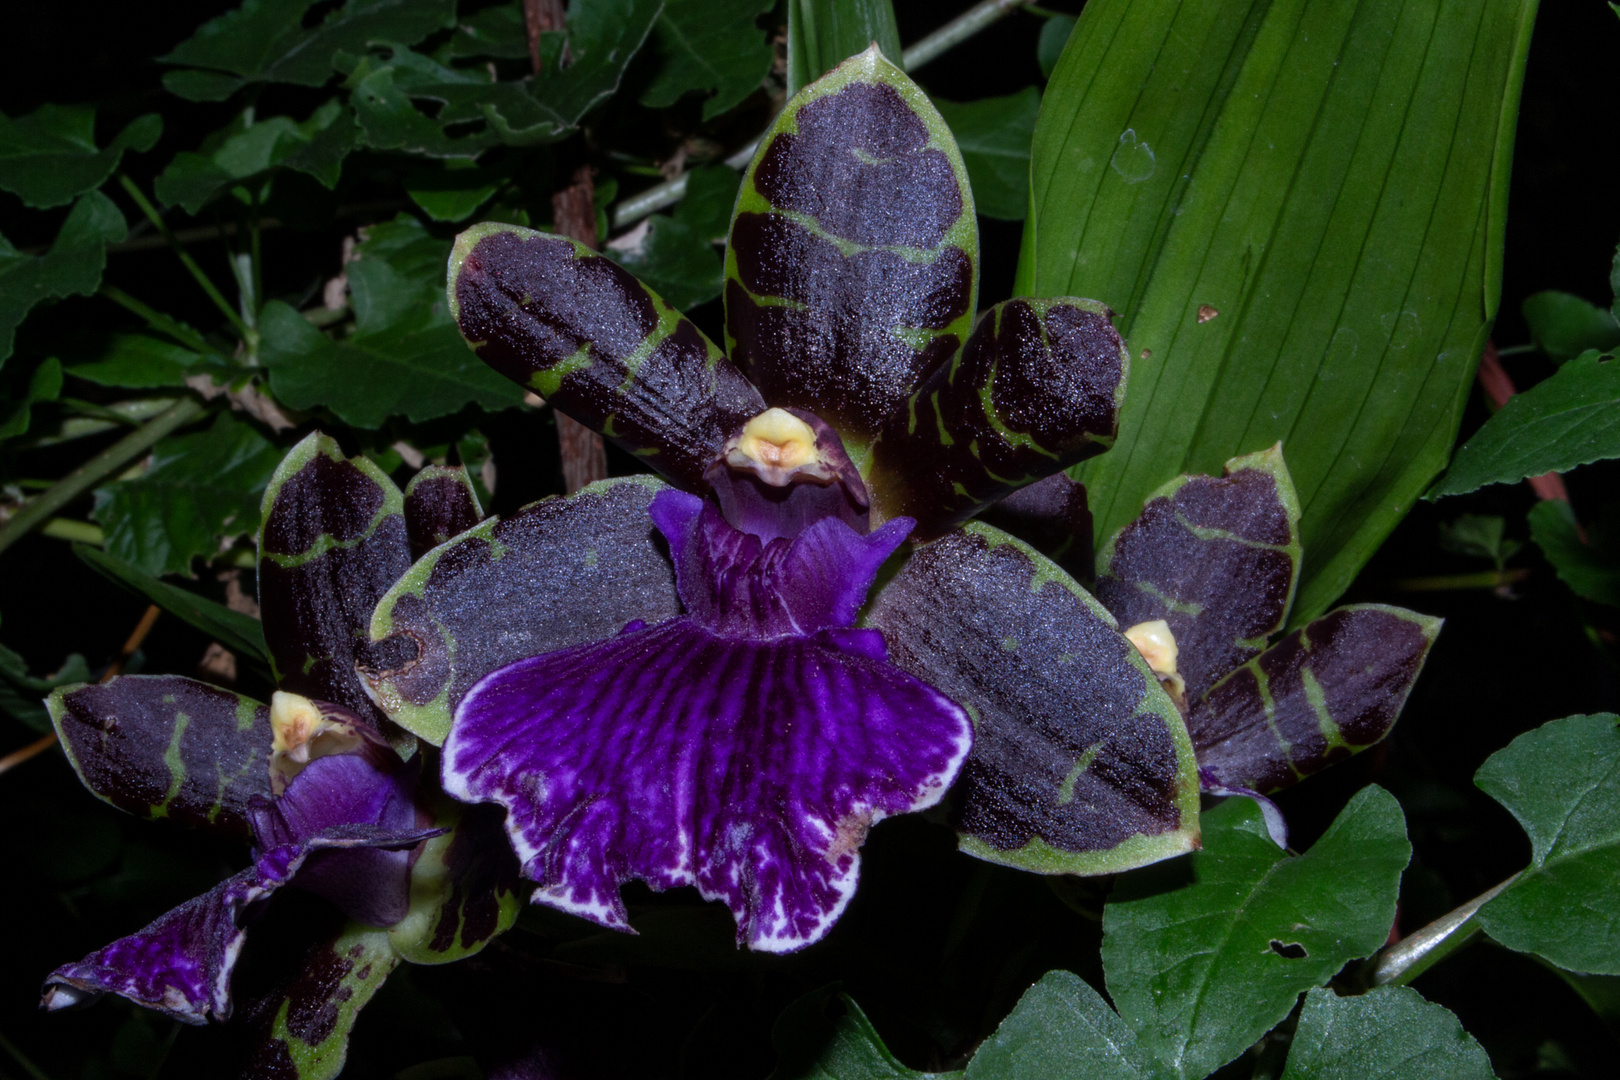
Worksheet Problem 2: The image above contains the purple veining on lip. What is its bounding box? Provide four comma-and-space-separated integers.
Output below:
443, 489, 972, 952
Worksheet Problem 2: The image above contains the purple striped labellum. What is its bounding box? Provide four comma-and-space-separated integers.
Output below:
363, 47, 1202, 953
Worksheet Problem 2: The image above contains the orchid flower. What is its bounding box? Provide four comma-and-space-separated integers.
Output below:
357, 49, 1203, 954
1094, 445, 1441, 847
42, 436, 518, 1075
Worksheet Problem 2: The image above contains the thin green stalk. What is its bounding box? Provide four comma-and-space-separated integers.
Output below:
117, 174, 255, 343
0, 398, 207, 559
250, 190, 264, 329
1387, 568, 1530, 592
1366, 874, 1519, 987
608, 0, 1032, 231
99, 285, 214, 354
0, 1029, 56, 1080
41, 518, 106, 545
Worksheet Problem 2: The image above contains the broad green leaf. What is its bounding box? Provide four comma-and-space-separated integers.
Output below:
1279, 986, 1495, 1080
770, 986, 957, 1080
1102, 786, 1410, 1080
447, 0, 528, 60
0, 620, 89, 733
161, 0, 456, 101
963, 970, 1164, 1080
641, 0, 776, 120
261, 215, 524, 426
1037, 15, 1076, 79
0, 106, 161, 209
604, 168, 740, 311
153, 101, 356, 214
74, 544, 270, 664
346, 44, 497, 160
1437, 513, 1519, 566
0, 357, 62, 439
1025, 0, 1539, 626
1522, 290, 1620, 362
1475, 713, 1620, 974
1431, 349, 1620, 498
786, 0, 903, 97
64, 333, 231, 388
934, 89, 1041, 221
404, 158, 508, 222
91, 411, 282, 576
0, 191, 126, 368
1529, 500, 1620, 608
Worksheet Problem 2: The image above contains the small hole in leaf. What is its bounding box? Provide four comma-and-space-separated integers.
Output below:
1270, 939, 1308, 959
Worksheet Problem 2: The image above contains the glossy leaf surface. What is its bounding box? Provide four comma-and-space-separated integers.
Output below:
0, 191, 126, 368
160, 0, 455, 101
963, 970, 1162, 1080
642, 0, 776, 120
1102, 787, 1410, 1079
867, 522, 1200, 876
257, 433, 412, 718
262, 215, 524, 427
363, 476, 681, 745
0, 106, 161, 209
75, 544, 271, 665
1528, 500, 1620, 608
450, 222, 763, 488
1026, 0, 1538, 625
92, 412, 282, 576
933, 89, 1041, 222
1431, 348, 1620, 498
65, 333, 230, 389
726, 48, 978, 451
1475, 713, 1620, 974
785, 0, 902, 98
1279, 986, 1495, 1080
48, 675, 273, 843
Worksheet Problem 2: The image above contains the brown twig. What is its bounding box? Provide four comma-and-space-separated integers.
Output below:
0, 604, 161, 777
524, 0, 569, 74
550, 164, 610, 493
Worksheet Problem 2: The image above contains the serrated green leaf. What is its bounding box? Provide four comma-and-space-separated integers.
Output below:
260, 215, 524, 426
91, 411, 281, 576
1475, 713, 1620, 974
0, 357, 62, 439
74, 544, 270, 664
1102, 786, 1410, 1080
786, 0, 902, 99
934, 89, 1040, 221
153, 101, 356, 214
347, 44, 497, 159
1026, 0, 1538, 626
64, 333, 232, 388
1529, 500, 1620, 608
1037, 15, 1076, 80
1522, 290, 1620, 362
1280, 986, 1495, 1080
0, 106, 161, 209
1432, 349, 1620, 498
0, 190, 126, 369
770, 987, 957, 1080
161, 0, 456, 100
963, 970, 1163, 1080
641, 0, 776, 120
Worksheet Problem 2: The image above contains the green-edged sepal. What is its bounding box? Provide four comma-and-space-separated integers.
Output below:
388, 797, 521, 965
866, 522, 1200, 875
448, 222, 764, 490
257, 432, 411, 720
724, 45, 979, 454
48, 675, 272, 843
361, 475, 681, 745
870, 297, 1127, 536
402, 464, 482, 559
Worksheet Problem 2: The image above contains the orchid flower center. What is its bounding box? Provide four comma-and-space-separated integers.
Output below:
268, 691, 392, 794
1124, 619, 1186, 700
706, 407, 872, 544
725, 408, 833, 484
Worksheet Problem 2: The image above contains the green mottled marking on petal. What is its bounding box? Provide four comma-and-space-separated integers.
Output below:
978, 364, 1062, 458
1134, 580, 1205, 617
1057, 743, 1104, 805
531, 342, 591, 399
389, 797, 520, 966
235, 698, 257, 732
931, 393, 954, 446
258, 433, 406, 571
960, 827, 1198, 878
1302, 666, 1350, 752
260, 923, 398, 1078
154, 711, 191, 820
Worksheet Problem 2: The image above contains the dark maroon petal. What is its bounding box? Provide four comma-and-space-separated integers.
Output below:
258, 434, 412, 721
251, 753, 436, 928
869, 298, 1126, 538
648, 489, 911, 639
388, 801, 522, 965
449, 224, 764, 489
1094, 446, 1302, 702
1191, 605, 1441, 794
442, 617, 971, 952
866, 524, 1201, 875
49, 675, 272, 843
42, 866, 269, 1024
725, 50, 978, 447
979, 472, 1094, 583
361, 477, 682, 745
403, 465, 484, 559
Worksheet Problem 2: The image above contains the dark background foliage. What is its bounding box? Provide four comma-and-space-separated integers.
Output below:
2, 2, 1617, 1078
